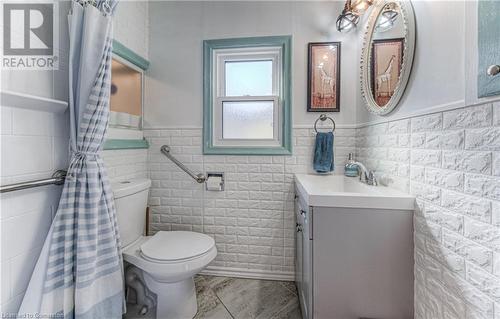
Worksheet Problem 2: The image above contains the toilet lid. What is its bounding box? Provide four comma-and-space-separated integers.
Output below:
140, 231, 215, 261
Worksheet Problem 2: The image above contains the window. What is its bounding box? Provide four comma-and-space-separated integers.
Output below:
203, 36, 292, 155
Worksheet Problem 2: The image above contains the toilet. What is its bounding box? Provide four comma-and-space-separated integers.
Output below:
112, 178, 217, 319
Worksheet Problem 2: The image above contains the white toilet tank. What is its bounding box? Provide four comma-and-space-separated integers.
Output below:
112, 178, 152, 248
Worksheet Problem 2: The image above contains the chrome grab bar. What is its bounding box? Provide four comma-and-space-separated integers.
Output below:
0, 170, 67, 193
160, 145, 206, 183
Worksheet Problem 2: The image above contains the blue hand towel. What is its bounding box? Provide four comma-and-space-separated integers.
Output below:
313, 132, 334, 173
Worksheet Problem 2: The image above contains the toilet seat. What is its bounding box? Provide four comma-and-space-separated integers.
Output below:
140, 231, 215, 263
122, 231, 217, 283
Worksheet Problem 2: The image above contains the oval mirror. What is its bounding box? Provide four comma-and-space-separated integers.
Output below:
360, 0, 415, 115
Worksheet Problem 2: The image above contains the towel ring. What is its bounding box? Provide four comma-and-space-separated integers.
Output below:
314, 114, 336, 133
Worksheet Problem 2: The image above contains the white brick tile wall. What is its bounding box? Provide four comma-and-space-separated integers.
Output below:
412, 132, 426, 148
411, 113, 443, 132
465, 127, 500, 151
494, 254, 500, 277
493, 102, 500, 127
493, 154, 500, 177
443, 104, 492, 130
442, 151, 492, 174
102, 149, 148, 183
465, 174, 500, 201
425, 168, 464, 191
145, 127, 356, 275
493, 202, 500, 227
441, 191, 491, 223
412, 149, 442, 167
356, 102, 500, 319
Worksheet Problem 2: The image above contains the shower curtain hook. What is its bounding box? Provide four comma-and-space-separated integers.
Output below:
102, 0, 112, 15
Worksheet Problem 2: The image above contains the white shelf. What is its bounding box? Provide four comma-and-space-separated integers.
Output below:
0, 90, 68, 113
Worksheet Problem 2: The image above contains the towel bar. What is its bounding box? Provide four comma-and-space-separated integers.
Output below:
160, 145, 206, 183
0, 170, 67, 193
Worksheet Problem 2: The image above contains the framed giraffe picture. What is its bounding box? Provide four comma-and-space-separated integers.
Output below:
371, 38, 404, 107
307, 42, 341, 112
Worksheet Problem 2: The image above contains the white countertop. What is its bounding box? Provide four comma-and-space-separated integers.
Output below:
294, 174, 415, 210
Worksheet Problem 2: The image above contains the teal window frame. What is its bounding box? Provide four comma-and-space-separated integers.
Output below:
203, 36, 292, 155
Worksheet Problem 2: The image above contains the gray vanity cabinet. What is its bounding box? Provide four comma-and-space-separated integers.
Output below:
294, 187, 414, 319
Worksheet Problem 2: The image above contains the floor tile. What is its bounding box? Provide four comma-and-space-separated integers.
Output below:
279, 281, 298, 296
211, 277, 297, 319
271, 298, 302, 319
125, 275, 301, 319
194, 276, 233, 319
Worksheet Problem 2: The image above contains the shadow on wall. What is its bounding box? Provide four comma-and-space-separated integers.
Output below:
414, 202, 492, 318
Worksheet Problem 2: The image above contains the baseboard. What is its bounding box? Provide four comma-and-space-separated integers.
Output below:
200, 266, 295, 282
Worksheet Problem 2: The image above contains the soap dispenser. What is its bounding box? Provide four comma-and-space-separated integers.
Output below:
344, 153, 359, 177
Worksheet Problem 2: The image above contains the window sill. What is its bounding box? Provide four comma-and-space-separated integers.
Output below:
203, 145, 292, 156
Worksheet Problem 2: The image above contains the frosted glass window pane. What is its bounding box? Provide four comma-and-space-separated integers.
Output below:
222, 101, 274, 139
225, 61, 273, 96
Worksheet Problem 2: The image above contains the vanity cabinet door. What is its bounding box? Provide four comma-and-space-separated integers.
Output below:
295, 196, 303, 293
295, 193, 312, 319
301, 207, 312, 319
478, 1, 500, 97
312, 206, 413, 319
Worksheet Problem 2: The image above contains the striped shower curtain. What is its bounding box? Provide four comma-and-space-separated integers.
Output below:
18, 0, 124, 318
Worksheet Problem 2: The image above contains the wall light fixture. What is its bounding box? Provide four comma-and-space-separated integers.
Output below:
336, 0, 374, 33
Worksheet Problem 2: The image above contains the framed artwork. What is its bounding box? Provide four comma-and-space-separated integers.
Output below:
307, 42, 341, 112
371, 38, 404, 107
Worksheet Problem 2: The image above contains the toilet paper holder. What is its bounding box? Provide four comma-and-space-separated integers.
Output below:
205, 172, 225, 191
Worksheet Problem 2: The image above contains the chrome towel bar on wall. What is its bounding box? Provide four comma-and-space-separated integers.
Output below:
0, 170, 67, 193
160, 145, 206, 183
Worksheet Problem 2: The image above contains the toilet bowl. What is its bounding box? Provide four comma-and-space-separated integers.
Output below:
112, 178, 217, 319
122, 232, 217, 318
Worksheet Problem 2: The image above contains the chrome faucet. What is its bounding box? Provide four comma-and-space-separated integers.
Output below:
353, 161, 378, 186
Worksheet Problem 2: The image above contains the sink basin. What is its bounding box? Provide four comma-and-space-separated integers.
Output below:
294, 174, 415, 210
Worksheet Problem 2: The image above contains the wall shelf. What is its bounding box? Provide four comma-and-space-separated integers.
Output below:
0, 90, 68, 113
112, 40, 150, 70
103, 139, 149, 150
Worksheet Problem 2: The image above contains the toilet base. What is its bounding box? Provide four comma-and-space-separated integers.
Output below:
143, 272, 198, 319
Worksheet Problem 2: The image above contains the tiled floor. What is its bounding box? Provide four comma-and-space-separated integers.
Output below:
194, 275, 301, 319
125, 275, 301, 319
